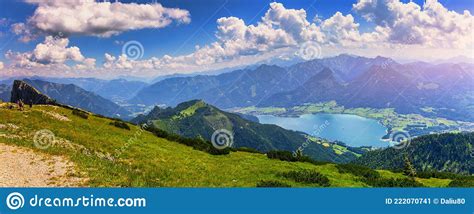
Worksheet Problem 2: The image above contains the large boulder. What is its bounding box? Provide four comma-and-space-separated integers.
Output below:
10, 80, 55, 105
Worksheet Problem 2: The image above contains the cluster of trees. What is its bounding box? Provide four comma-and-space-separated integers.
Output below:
354, 133, 474, 175
336, 164, 380, 180
336, 163, 424, 187
266, 150, 327, 165
448, 176, 474, 187
256, 180, 291, 187
364, 177, 423, 187
72, 109, 89, 119
109, 120, 131, 130
280, 170, 330, 187
145, 125, 231, 155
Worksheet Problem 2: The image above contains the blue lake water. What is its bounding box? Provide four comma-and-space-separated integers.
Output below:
257, 114, 388, 148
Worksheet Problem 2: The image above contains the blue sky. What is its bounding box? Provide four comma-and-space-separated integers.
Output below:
0, 0, 473, 78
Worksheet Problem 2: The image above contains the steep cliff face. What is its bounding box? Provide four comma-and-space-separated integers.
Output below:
10, 80, 55, 105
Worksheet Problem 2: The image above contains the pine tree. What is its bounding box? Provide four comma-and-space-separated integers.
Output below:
403, 155, 417, 177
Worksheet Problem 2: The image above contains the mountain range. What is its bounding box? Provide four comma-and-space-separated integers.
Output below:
22, 79, 131, 119
129, 54, 474, 122
0, 76, 147, 103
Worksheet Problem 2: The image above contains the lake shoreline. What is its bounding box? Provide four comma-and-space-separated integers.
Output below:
256, 113, 389, 148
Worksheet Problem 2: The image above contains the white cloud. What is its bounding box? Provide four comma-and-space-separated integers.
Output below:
3, 1, 473, 78
101, 2, 326, 72
0, 61, 4, 70
353, 0, 474, 48
321, 12, 362, 45
13, 0, 190, 41
6, 36, 95, 69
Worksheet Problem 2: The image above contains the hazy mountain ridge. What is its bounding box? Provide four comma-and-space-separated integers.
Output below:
260, 68, 344, 106
1, 76, 148, 102
130, 54, 473, 121
0, 84, 10, 102
23, 79, 131, 119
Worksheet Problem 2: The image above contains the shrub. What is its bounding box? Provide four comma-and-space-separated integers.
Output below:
110, 121, 131, 130
280, 170, 330, 187
72, 109, 89, 119
234, 147, 263, 154
336, 163, 424, 187
416, 171, 461, 179
364, 177, 424, 187
336, 164, 380, 180
256, 180, 291, 187
267, 150, 328, 166
144, 125, 230, 155
448, 176, 474, 187
267, 150, 298, 162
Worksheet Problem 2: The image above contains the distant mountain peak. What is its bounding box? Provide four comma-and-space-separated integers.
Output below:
314, 67, 335, 79
334, 53, 359, 59
175, 99, 208, 110
20, 79, 131, 119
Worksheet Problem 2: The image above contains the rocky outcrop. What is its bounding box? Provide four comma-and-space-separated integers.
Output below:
10, 80, 55, 105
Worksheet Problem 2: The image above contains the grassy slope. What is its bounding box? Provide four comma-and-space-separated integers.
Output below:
0, 103, 450, 187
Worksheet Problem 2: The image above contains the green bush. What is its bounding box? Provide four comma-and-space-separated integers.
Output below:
336, 163, 424, 187
448, 176, 474, 187
280, 170, 330, 186
267, 150, 298, 162
234, 147, 263, 154
336, 164, 380, 180
364, 177, 424, 187
109, 121, 131, 130
416, 171, 461, 179
256, 180, 291, 187
72, 109, 89, 119
267, 150, 327, 166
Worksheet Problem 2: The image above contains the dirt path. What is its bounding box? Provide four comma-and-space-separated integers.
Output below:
0, 143, 85, 187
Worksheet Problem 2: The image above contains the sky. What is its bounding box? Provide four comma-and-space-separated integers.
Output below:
0, 0, 473, 79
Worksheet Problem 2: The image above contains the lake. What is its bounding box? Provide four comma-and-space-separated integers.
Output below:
257, 113, 388, 148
